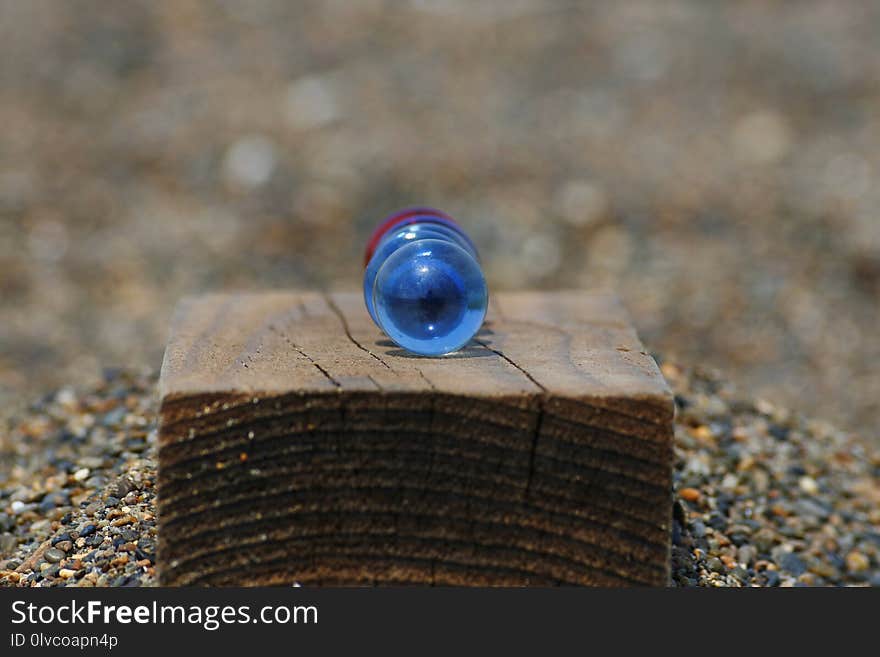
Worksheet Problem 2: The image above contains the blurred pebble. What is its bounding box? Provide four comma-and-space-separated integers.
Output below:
285, 73, 342, 130
521, 233, 561, 279
733, 110, 792, 164
845, 551, 870, 573
555, 180, 608, 227
222, 135, 277, 189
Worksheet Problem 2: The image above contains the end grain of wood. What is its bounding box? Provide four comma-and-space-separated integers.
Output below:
157, 291, 674, 586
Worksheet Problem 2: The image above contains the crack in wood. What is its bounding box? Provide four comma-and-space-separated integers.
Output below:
269, 324, 340, 388
472, 338, 546, 392
323, 293, 392, 371
473, 338, 547, 496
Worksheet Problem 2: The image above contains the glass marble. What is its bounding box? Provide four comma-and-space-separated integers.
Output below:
363, 222, 478, 324
364, 210, 487, 356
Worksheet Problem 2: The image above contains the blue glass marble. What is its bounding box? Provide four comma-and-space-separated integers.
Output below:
364, 222, 478, 324
364, 214, 487, 356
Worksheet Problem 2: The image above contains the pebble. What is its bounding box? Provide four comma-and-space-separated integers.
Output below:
0, 535, 17, 552
222, 135, 277, 189
679, 488, 701, 503
285, 73, 342, 130
737, 545, 756, 566
78, 524, 97, 538
762, 570, 781, 587
706, 557, 725, 574
845, 551, 870, 573
44, 548, 66, 563
778, 552, 808, 577
752, 528, 777, 553
799, 476, 819, 495
58, 568, 77, 579
731, 566, 749, 583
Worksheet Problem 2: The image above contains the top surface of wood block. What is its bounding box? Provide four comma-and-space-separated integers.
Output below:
160, 290, 671, 413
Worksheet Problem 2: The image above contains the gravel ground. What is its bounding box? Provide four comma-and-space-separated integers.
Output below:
664, 361, 880, 587
0, 370, 157, 587
1, 363, 876, 587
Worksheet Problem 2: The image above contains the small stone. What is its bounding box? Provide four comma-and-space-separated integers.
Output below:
762, 570, 781, 587
44, 548, 66, 563
778, 552, 808, 576
752, 528, 777, 553
0, 534, 17, 552
706, 557, 725, 573
73, 468, 90, 482
720, 473, 738, 490
798, 476, 819, 495
108, 476, 136, 498
679, 487, 701, 503
737, 545, 756, 566
39, 491, 70, 512
58, 568, 77, 579
768, 424, 789, 441
731, 566, 749, 583
84, 476, 107, 489
809, 559, 838, 579
110, 515, 135, 527
78, 456, 105, 470
845, 551, 870, 573
103, 407, 126, 425
78, 524, 97, 538
223, 135, 277, 189
285, 73, 341, 130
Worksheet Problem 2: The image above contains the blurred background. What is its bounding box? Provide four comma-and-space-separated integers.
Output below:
0, 0, 878, 437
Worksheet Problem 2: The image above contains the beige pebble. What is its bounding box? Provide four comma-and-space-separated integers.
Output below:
845, 551, 870, 573
798, 476, 819, 495
58, 568, 77, 579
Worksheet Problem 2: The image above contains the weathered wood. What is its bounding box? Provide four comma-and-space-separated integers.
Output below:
157, 290, 674, 586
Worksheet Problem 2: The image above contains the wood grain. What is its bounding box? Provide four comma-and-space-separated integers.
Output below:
157, 290, 674, 586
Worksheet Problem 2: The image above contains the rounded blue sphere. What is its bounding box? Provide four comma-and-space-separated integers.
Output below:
372, 238, 487, 356
363, 223, 478, 325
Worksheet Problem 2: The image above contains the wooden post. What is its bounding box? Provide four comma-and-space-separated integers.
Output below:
157, 291, 674, 586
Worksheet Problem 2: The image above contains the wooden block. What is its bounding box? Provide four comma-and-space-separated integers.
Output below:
157, 291, 674, 586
